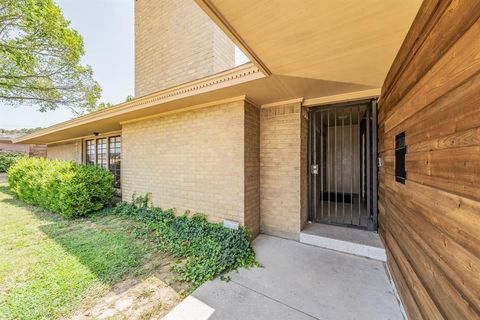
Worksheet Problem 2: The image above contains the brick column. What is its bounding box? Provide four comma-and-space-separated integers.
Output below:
259, 102, 308, 239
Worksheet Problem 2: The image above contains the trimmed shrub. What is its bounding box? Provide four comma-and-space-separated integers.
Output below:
0, 151, 27, 173
102, 194, 258, 288
8, 157, 115, 218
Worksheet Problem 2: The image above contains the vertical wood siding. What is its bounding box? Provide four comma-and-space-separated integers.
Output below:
379, 0, 480, 318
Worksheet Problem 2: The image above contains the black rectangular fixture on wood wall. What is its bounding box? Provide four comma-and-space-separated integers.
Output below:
395, 132, 406, 184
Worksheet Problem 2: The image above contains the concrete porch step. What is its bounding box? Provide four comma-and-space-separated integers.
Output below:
299, 223, 386, 261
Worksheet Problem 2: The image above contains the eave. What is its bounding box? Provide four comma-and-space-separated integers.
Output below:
13, 63, 264, 144
195, 0, 422, 88
14, 63, 381, 144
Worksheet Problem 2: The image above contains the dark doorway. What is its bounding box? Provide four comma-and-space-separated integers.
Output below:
308, 100, 378, 230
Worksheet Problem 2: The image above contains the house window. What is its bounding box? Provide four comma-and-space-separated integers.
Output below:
86, 140, 95, 165
395, 132, 406, 184
109, 136, 121, 189
96, 138, 108, 169
85, 136, 121, 189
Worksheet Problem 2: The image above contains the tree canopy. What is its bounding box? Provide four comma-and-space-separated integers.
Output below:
0, 0, 101, 114
0, 127, 43, 134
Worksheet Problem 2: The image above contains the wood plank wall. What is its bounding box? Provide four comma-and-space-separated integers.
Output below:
378, 0, 480, 319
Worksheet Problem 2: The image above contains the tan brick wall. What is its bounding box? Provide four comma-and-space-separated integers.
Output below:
30, 144, 47, 158
212, 25, 236, 73
47, 141, 82, 163
43, 100, 308, 240
122, 100, 250, 226
0, 142, 30, 153
259, 103, 308, 239
300, 108, 309, 229
244, 102, 260, 237
135, 0, 235, 97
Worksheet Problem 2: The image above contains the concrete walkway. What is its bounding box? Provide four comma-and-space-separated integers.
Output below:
164, 235, 404, 320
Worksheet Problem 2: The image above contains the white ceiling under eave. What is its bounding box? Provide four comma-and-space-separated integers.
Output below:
195, 0, 422, 88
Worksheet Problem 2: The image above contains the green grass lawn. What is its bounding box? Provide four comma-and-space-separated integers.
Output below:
0, 183, 189, 319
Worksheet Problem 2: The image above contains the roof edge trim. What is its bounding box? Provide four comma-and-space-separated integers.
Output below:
14, 63, 263, 144
302, 88, 381, 107
261, 98, 304, 108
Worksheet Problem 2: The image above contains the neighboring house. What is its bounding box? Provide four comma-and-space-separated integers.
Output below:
14, 1, 480, 318
0, 135, 46, 157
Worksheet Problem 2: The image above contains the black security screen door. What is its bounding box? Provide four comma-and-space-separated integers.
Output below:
308, 100, 378, 230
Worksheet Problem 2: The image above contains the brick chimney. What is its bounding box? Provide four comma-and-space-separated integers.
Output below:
135, 0, 235, 97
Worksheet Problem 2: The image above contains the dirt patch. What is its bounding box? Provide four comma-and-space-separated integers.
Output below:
70, 275, 180, 320
0, 173, 6, 184
67, 236, 193, 319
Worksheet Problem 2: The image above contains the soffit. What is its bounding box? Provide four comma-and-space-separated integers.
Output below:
196, 0, 422, 87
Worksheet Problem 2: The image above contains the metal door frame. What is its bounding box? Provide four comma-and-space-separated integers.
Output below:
308, 99, 378, 230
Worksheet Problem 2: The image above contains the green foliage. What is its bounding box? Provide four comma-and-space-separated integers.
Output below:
86, 95, 135, 113
0, 0, 101, 113
88, 101, 112, 113
0, 186, 179, 320
0, 151, 27, 173
7, 157, 114, 217
105, 195, 258, 287
0, 127, 43, 134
